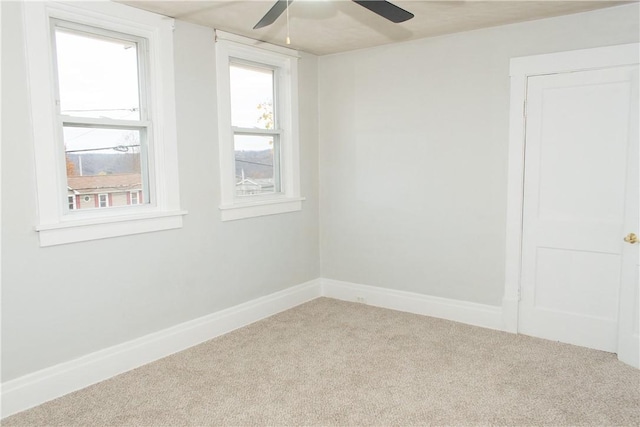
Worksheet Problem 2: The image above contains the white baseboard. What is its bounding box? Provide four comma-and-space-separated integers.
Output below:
2, 277, 509, 419
320, 278, 503, 331
1, 279, 322, 419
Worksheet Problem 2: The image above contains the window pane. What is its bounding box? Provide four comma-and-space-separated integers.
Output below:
64, 126, 147, 210
230, 63, 274, 129
235, 135, 280, 196
54, 26, 141, 120
98, 194, 109, 208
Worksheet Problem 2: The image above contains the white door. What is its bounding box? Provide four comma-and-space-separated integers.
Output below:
519, 65, 639, 357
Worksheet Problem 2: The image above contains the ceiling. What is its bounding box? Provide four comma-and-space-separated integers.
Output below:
120, 0, 632, 55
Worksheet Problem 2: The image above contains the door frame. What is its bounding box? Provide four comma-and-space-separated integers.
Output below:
503, 44, 640, 340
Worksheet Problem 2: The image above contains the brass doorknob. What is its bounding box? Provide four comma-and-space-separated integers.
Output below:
624, 233, 638, 244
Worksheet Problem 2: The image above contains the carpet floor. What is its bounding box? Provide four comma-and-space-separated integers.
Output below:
3, 297, 639, 426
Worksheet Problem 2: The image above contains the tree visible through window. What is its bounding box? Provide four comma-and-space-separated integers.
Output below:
230, 63, 280, 196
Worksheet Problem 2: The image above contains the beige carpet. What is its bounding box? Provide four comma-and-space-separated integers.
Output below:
3, 297, 639, 426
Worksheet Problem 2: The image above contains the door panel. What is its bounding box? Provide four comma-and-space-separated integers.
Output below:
536, 81, 630, 223
519, 65, 638, 354
534, 247, 620, 319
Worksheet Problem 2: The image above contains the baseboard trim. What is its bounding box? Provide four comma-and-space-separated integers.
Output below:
1, 279, 322, 419
2, 278, 508, 419
321, 278, 503, 331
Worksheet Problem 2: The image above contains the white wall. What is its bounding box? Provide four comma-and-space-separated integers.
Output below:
318, 4, 640, 306
1, 2, 319, 382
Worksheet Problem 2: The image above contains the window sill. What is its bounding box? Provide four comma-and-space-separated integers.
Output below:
219, 197, 305, 221
36, 210, 188, 247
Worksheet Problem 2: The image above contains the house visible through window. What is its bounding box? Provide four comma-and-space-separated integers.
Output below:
54, 22, 148, 212
25, 1, 186, 246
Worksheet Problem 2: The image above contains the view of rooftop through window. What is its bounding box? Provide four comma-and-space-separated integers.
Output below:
230, 63, 280, 196
54, 25, 147, 210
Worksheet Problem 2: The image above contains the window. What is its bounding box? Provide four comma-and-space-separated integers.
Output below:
98, 194, 109, 208
130, 191, 140, 205
68, 195, 76, 210
231, 64, 280, 197
24, 1, 186, 246
54, 22, 148, 212
216, 31, 304, 221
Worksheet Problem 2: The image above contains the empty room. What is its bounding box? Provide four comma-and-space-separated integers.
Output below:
1, 0, 639, 425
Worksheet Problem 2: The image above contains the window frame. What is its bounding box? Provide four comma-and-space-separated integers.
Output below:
52, 19, 152, 215
230, 61, 281, 197
215, 31, 304, 221
24, 1, 186, 246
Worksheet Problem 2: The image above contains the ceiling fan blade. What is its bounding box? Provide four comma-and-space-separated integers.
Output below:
352, 0, 414, 23
253, 0, 293, 30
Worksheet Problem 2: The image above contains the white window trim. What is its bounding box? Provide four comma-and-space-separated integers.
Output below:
215, 31, 304, 221
67, 194, 76, 210
24, 1, 186, 246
